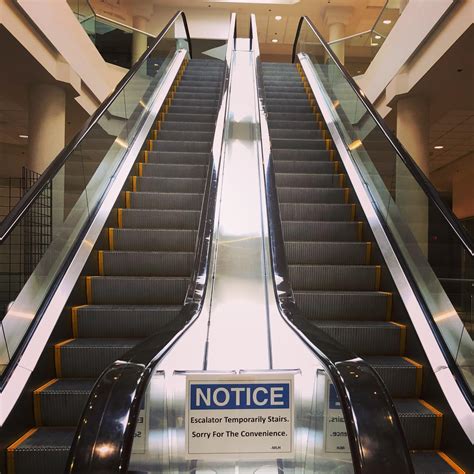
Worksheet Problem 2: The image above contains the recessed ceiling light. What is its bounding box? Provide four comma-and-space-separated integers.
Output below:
382, 19, 392, 24
357, 70, 362, 74
19, 134, 28, 139
272, 38, 278, 43
434, 145, 444, 149
372, 42, 379, 46
275, 15, 282, 20
374, 35, 381, 39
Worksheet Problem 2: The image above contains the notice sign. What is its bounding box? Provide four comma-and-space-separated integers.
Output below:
325, 383, 349, 453
185, 374, 294, 459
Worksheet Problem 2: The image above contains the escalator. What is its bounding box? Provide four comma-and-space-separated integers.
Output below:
261, 61, 456, 473
5, 58, 223, 473
0, 11, 230, 474
257, 15, 472, 473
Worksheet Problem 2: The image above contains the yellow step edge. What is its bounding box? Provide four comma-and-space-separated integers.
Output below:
33, 378, 59, 426
418, 399, 443, 449
330, 149, 335, 161
148, 139, 153, 152
144, 150, 149, 163
365, 242, 372, 264
132, 175, 137, 192
125, 191, 131, 209
375, 265, 381, 290
344, 187, 350, 203
138, 162, 143, 177
382, 291, 393, 321
325, 138, 332, 151
357, 221, 363, 241
389, 321, 407, 355
436, 451, 465, 474
71, 305, 88, 337
54, 339, 75, 378
98, 250, 105, 276
117, 208, 123, 228
339, 174, 345, 187
7, 428, 39, 474
108, 228, 114, 251
351, 203, 356, 221
402, 356, 423, 397
86, 276, 93, 304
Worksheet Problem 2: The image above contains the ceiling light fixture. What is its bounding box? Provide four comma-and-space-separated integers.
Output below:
382, 19, 392, 24
374, 35, 381, 39
275, 15, 282, 20
372, 42, 379, 46
434, 145, 444, 150
272, 38, 278, 43
19, 134, 28, 139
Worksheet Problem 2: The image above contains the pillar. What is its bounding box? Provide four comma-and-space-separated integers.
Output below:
396, 95, 430, 255
28, 83, 66, 231
132, 15, 148, 66
328, 23, 346, 65
28, 83, 66, 174
324, 6, 353, 65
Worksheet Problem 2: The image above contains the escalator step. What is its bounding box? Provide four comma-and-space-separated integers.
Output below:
164, 112, 216, 123
289, 264, 381, 291
72, 305, 181, 337
118, 208, 200, 230
410, 451, 463, 473
274, 160, 337, 174
134, 176, 206, 193
145, 151, 210, 165
313, 321, 405, 356
55, 338, 143, 377
282, 221, 362, 242
280, 203, 355, 221
7, 427, 74, 474
156, 130, 215, 142
270, 129, 324, 140
276, 173, 344, 188
99, 250, 194, 276
108, 228, 197, 252
278, 187, 348, 204
294, 291, 391, 321
394, 399, 442, 450
34, 378, 95, 426
126, 192, 204, 210
272, 138, 328, 150
140, 163, 208, 178
272, 149, 334, 162
150, 139, 212, 153
285, 241, 370, 265
86, 276, 189, 305
364, 356, 421, 398
160, 120, 216, 131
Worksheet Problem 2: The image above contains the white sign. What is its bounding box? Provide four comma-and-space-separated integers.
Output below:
185, 373, 294, 459
325, 383, 349, 453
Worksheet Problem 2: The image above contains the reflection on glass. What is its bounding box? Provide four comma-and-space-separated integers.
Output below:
0, 20, 190, 375
294, 23, 474, 395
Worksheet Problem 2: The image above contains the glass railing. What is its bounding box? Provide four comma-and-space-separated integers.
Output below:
0, 11, 191, 380
325, 0, 404, 76
67, 0, 155, 69
293, 17, 474, 399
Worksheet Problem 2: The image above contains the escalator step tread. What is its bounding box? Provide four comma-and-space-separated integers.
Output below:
411, 451, 463, 473
73, 305, 182, 337
118, 208, 201, 230
108, 228, 198, 251
126, 191, 204, 210
285, 241, 370, 265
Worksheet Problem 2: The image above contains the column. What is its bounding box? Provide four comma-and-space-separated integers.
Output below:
324, 6, 353, 65
396, 95, 430, 255
28, 83, 66, 231
132, 15, 148, 65
328, 22, 346, 64
28, 83, 66, 174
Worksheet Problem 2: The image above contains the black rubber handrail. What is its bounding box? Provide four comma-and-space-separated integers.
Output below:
292, 15, 473, 257
250, 15, 413, 473
66, 14, 237, 472
0, 10, 191, 244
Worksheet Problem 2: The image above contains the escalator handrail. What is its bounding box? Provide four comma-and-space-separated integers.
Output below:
66, 14, 237, 472
291, 15, 473, 257
0, 10, 192, 243
251, 15, 414, 473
